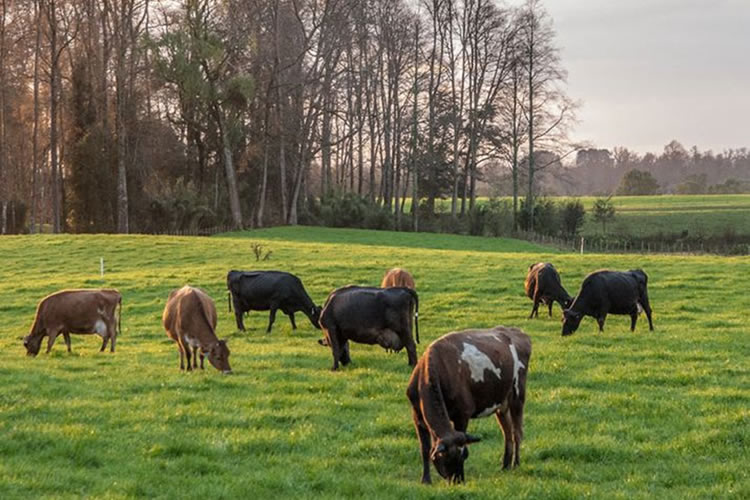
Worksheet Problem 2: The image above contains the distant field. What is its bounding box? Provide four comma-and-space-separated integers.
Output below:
432, 194, 750, 238
1, 227, 747, 498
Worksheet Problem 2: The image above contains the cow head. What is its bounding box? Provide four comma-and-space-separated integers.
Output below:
430, 431, 481, 483
23, 334, 43, 356
310, 305, 323, 329
562, 309, 583, 336
204, 340, 232, 374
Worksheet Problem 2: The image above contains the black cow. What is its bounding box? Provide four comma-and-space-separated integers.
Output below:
226, 270, 321, 333
562, 269, 654, 335
318, 285, 419, 370
524, 262, 573, 319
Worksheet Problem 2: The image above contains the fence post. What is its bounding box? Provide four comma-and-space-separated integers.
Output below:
580, 237, 584, 255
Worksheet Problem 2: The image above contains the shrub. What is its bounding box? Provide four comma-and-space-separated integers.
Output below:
560, 199, 586, 236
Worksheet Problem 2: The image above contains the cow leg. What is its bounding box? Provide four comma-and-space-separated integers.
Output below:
199, 350, 205, 369
325, 328, 342, 371
597, 315, 606, 332
529, 290, 541, 319
412, 410, 433, 484
405, 338, 418, 367
547, 299, 554, 318
46, 331, 59, 353
339, 341, 351, 366
641, 296, 654, 331
178, 344, 185, 370
510, 399, 525, 467
496, 410, 515, 469
630, 310, 638, 332
232, 294, 245, 332
266, 309, 277, 333
108, 320, 117, 352
192, 346, 199, 369
287, 312, 297, 330
184, 345, 192, 371
63, 332, 72, 353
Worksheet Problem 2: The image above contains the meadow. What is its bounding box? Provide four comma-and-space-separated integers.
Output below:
433, 194, 750, 239
0, 226, 748, 499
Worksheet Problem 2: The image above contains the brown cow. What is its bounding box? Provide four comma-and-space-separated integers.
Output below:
23, 289, 122, 356
524, 262, 572, 319
406, 326, 531, 484
163, 286, 231, 374
381, 268, 415, 289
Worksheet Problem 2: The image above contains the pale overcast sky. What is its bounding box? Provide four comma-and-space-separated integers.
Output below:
544, 0, 750, 154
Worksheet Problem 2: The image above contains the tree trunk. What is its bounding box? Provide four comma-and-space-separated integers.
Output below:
215, 107, 243, 229
31, 0, 42, 233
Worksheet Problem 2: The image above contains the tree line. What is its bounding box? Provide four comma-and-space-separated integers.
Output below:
0, 0, 578, 234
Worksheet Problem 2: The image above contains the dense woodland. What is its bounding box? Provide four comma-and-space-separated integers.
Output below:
0, 0, 748, 235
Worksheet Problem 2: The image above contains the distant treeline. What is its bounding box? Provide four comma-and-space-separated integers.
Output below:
514, 141, 750, 197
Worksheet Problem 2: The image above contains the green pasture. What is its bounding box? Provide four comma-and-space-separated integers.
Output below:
431, 194, 750, 238
0, 227, 747, 498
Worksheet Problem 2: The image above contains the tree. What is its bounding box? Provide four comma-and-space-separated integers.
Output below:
617, 168, 659, 195
561, 199, 585, 236
592, 196, 615, 233
518, 0, 574, 231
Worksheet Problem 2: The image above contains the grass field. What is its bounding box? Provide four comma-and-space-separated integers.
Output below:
433, 194, 750, 238
1, 226, 748, 498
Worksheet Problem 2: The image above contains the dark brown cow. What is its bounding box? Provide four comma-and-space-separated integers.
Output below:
23, 289, 122, 356
406, 326, 531, 484
524, 262, 572, 318
162, 286, 231, 374
381, 268, 416, 289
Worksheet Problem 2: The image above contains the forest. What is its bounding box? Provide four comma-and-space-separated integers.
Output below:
0, 0, 748, 235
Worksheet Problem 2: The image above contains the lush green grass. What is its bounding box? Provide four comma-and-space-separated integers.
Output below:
0, 227, 748, 499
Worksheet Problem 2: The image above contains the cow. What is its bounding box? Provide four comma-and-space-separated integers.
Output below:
226, 270, 321, 333
23, 289, 122, 356
381, 267, 416, 289
163, 286, 231, 374
406, 326, 531, 484
562, 269, 654, 336
524, 262, 572, 319
318, 285, 419, 370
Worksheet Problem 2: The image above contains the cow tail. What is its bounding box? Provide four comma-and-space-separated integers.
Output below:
406, 288, 419, 344
228, 291, 232, 313
118, 295, 122, 336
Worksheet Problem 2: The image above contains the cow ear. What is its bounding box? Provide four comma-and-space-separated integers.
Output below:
465, 433, 481, 444
431, 442, 446, 460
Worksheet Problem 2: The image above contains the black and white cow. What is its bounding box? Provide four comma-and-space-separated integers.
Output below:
406, 326, 531, 484
562, 269, 654, 335
226, 270, 321, 333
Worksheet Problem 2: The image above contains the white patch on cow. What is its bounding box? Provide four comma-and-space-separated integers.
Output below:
94, 319, 107, 337
637, 302, 644, 314
509, 343, 526, 397
476, 400, 508, 418
460, 342, 502, 383
183, 334, 199, 348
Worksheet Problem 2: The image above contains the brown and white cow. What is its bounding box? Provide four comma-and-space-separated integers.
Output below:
163, 286, 231, 374
23, 289, 122, 356
406, 326, 531, 484
381, 268, 416, 289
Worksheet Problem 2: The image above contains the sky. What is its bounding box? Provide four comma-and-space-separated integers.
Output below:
544, 0, 750, 155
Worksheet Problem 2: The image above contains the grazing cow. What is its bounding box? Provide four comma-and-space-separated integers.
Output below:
318, 285, 419, 370
406, 326, 531, 484
381, 268, 416, 289
163, 286, 231, 374
23, 289, 122, 356
524, 262, 572, 318
226, 270, 321, 333
562, 269, 654, 335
